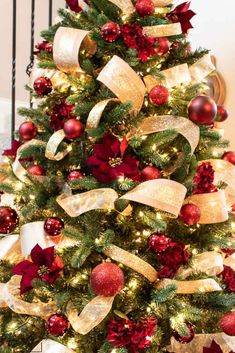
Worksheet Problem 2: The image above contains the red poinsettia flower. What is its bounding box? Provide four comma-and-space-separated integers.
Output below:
12, 244, 63, 294
87, 133, 140, 183
49, 99, 76, 131
203, 339, 234, 353
167, 2, 196, 34
193, 162, 217, 194
3, 140, 22, 158
221, 266, 235, 292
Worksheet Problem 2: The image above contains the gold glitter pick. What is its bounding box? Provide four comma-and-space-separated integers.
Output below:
108, 0, 135, 16
97, 55, 146, 115
156, 278, 222, 294
86, 98, 119, 129
143, 23, 182, 38
45, 129, 70, 161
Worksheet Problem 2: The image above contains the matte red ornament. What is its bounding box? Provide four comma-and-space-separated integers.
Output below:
179, 203, 201, 225
149, 85, 169, 106
33, 77, 53, 95
188, 95, 217, 125
44, 217, 64, 236
156, 37, 170, 55
101, 22, 120, 43
90, 262, 125, 296
0, 206, 19, 234
46, 314, 70, 336
136, 0, 154, 17
222, 151, 235, 165
63, 119, 84, 140
67, 170, 84, 182
220, 312, 235, 336
148, 234, 170, 253
19, 121, 38, 140
141, 166, 161, 181
216, 105, 229, 122
27, 165, 45, 176
173, 322, 195, 343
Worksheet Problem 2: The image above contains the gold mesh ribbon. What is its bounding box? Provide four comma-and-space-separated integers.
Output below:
86, 98, 119, 129
143, 23, 182, 37
97, 55, 146, 114
67, 296, 115, 335
129, 115, 199, 154
185, 190, 228, 224
0, 234, 22, 263
156, 278, 222, 294
189, 54, 216, 83
108, 0, 135, 16
224, 253, 235, 271
53, 27, 97, 73
45, 129, 72, 161
31, 340, 75, 353
104, 245, 158, 282
12, 140, 46, 183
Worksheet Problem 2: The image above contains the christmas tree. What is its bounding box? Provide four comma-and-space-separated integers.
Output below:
1, 0, 235, 352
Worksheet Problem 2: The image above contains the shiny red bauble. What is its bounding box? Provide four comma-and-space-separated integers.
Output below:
188, 95, 217, 125
216, 105, 229, 122
101, 22, 120, 43
222, 151, 235, 165
19, 121, 38, 140
33, 76, 53, 95
46, 314, 70, 336
149, 85, 169, 106
67, 170, 84, 182
147, 234, 169, 253
141, 166, 161, 181
0, 206, 19, 234
156, 37, 170, 56
173, 322, 195, 343
136, 0, 154, 17
90, 262, 125, 296
63, 119, 84, 140
27, 165, 45, 176
44, 217, 64, 236
220, 312, 235, 336
179, 204, 201, 225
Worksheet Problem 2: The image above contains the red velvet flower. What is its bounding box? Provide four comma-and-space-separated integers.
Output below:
87, 133, 140, 183
66, 0, 82, 12
203, 340, 234, 353
222, 266, 235, 293
158, 243, 189, 267
136, 35, 156, 62
34, 41, 53, 55
167, 2, 196, 34
193, 162, 217, 194
3, 140, 22, 158
158, 265, 178, 279
12, 244, 63, 294
49, 99, 76, 131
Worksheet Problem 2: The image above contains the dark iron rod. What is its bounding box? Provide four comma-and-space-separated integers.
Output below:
49, 0, 53, 26
11, 0, 17, 142
26, 0, 35, 107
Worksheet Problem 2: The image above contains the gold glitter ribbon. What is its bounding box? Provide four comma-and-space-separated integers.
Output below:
144, 54, 215, 90
12, 140, 46, 184
224, 253, 235, 271
153, 0, 174, 5
86, 98, 119, 129
0, 234, 22, 263
67, 296, 115, 335
107, 0, 135, 16
129, 115, 199, 154
156, 278, 222, 294
31, 340, 75, 353
45, 129, 72, 161
53, 27, 97, 73
185, 190, 228, 224
104, 245, 158, 282
143, 23, 182, 37
97, 55, 146, 114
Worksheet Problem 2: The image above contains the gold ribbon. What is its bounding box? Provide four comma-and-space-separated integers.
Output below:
108, 0, 135, 16
185, 190, 228, 224
77, 0, 90, 11
104, 245, 158, 282
224, 253, 235, 271
97, 55, 146, 115
0, 234, 22, 263
153, 0, 174, 5
143, 23, 182, 37
12, 140, 46, 183
156, 278, 222, 294
144, 54, 215, 90
86, 98, 119, 129
129, 115, 199, 154
53, 27, 97, 73
31, 340, 75, 353
67, 296, 115, 335
45, 129, 72, 161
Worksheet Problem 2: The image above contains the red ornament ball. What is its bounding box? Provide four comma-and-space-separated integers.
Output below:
216, 105, 229, 122
222, 151, 235, 165
220, 312, 235, 336
0, 206, 19, 234
149, 85, 169, 106
33, 76, 53, 95
90, 262, 125, 296
136, 0, 154, 17
19, 121, 38, 140
101, 22, 120, 43
67, 170, 84, 182
44, 217, 64, 236
148, 234, 169, 253
141, 166, 161, 181
27, 165, 45, 176
179, 204, 201, 225
63, 119, 84, 140
188, 95, 217, 125
46, 314, 70, 336
156, 37, 170, 56
173, 322, 195, 343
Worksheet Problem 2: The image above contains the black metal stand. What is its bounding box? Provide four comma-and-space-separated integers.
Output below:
11, 0, 17, 142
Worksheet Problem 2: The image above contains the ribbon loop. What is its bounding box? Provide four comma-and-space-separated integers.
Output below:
86, 98, 119, 129
45, 129, 71, 161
